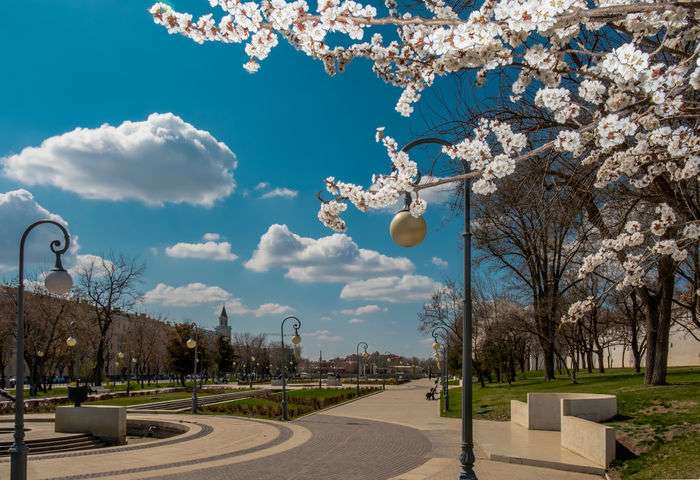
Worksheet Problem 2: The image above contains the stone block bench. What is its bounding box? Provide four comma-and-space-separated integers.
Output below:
511, 392, 617, 468
55, 405, 126, 445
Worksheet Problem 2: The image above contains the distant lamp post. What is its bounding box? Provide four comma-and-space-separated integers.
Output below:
116, 351, 125, 388
280, 316, 302, 421
355, 342, 368, 395
388, 138, 476, 479
250, 355, 256, 389
11, 220, 72, 480
186, 332, 198, 414
382, 351, 392, 391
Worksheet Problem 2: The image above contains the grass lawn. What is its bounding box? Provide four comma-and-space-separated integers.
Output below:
439, 367, 700, 479
202, 387, 379, 420
86, 390, 208, 407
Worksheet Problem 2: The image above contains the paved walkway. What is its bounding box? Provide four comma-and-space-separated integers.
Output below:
323, 379, 603, 480
1, 380, 604, 479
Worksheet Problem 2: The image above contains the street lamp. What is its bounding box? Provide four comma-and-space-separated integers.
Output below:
280, 316, 302, 421
432, 326, 451, 413
186, 331, 198, 414
388, 138, 477, 480
250, 356, 256, 389
382, 351, 392, 391
11, 220, 72, 480
355, 342, 368, 395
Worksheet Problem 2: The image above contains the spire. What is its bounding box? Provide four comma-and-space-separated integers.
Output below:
220, 305, 228, 320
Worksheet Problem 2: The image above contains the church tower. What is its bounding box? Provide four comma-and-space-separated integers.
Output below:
215, 305, 231, 340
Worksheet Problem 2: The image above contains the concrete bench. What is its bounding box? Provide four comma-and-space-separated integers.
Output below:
55, 405, 126, 445
510, 392, 617, 468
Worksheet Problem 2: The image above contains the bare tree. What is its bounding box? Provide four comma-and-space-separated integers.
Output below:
75, 254, 145, 385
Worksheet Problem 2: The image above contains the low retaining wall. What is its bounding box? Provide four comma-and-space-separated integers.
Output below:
509, 392, 617, 468
561, 415, 615, 467
510, 400, 529, 429
519, 393, 617, 431
55, 406, 126, 445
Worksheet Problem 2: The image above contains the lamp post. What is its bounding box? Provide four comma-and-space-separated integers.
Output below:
11, 220, 72, 480
432, 326, 451, 413
249, 356, 255, 389
355, 342, 368, 395
318, 350, 323, 390
280, 316, 302, 421
186, 328, 198, 414
116, 351, 125, 388
388, 138, 477, 480
382, 351, 392, 391
131, 357, 138, 391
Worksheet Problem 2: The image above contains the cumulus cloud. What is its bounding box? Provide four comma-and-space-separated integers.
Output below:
165, 241, 238, 262
143, 282, 293, 316
305, 329, 344, 342
254, 182, 269, 190
340, 304, 383, 316
0, 189, 72, 272
432, 257, 448, 268
245, 224, 413, 283
348, 318, 365, 324
260, 187, 298, 199
68, 254, 114, 277
143, 282, 232, 306
2, 113, 236, 207
202, 233, 221, 241
340, 274, 441, 303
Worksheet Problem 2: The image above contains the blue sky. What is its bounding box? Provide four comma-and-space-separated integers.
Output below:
0, 0, 474, 357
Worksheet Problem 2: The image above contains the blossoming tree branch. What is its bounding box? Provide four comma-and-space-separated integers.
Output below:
151, 0, 700, 383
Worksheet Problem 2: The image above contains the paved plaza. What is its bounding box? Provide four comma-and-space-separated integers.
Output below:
1, 380, 602, 480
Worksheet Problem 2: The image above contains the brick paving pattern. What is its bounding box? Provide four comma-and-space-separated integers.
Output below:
148, 414, 432, 480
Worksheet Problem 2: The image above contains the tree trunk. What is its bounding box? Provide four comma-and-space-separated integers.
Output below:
596, 350, 605, 374
642, 254, 675, 385
93, 336, 106, 386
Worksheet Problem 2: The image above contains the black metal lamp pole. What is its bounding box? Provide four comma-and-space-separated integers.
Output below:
382, 351, 392, 391
280, 316, 301, 421
318, 350, 323, 390
399, 139, 477, 479
355, 342, 368, 395
186, 324, 198, 414
11, 220, 72, 480
432, 326, 451, 413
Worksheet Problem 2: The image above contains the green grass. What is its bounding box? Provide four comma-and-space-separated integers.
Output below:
86, 391, 205, 407
203, 387, 379, 420
439, 367, 700, 479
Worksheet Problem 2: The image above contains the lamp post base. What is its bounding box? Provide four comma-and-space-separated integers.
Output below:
458, 444, 477, 479
10, 444, 27, 480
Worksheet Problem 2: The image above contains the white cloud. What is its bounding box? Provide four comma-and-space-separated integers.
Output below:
0, 189, 71, 272
245, 224, 413, 283
432, 256, 448, 268
2, 113, 236, 207
254, 182, 269, 190
165, 241, 238, 262
143, 283, 232, 306
143, 282, 293, 317
340, 304, 383, 316
348, 318, 365, 324
305, 329, 344, 342
340, 274, 441, 303
249, 303, 295, 317
68, 254, 114, 277
260, 187, 298, 199
202, 233, 221, 241
320, 316, 332, 321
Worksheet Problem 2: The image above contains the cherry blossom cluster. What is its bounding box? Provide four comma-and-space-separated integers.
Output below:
318, 129, 423, 231
150, 0, 700, 309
